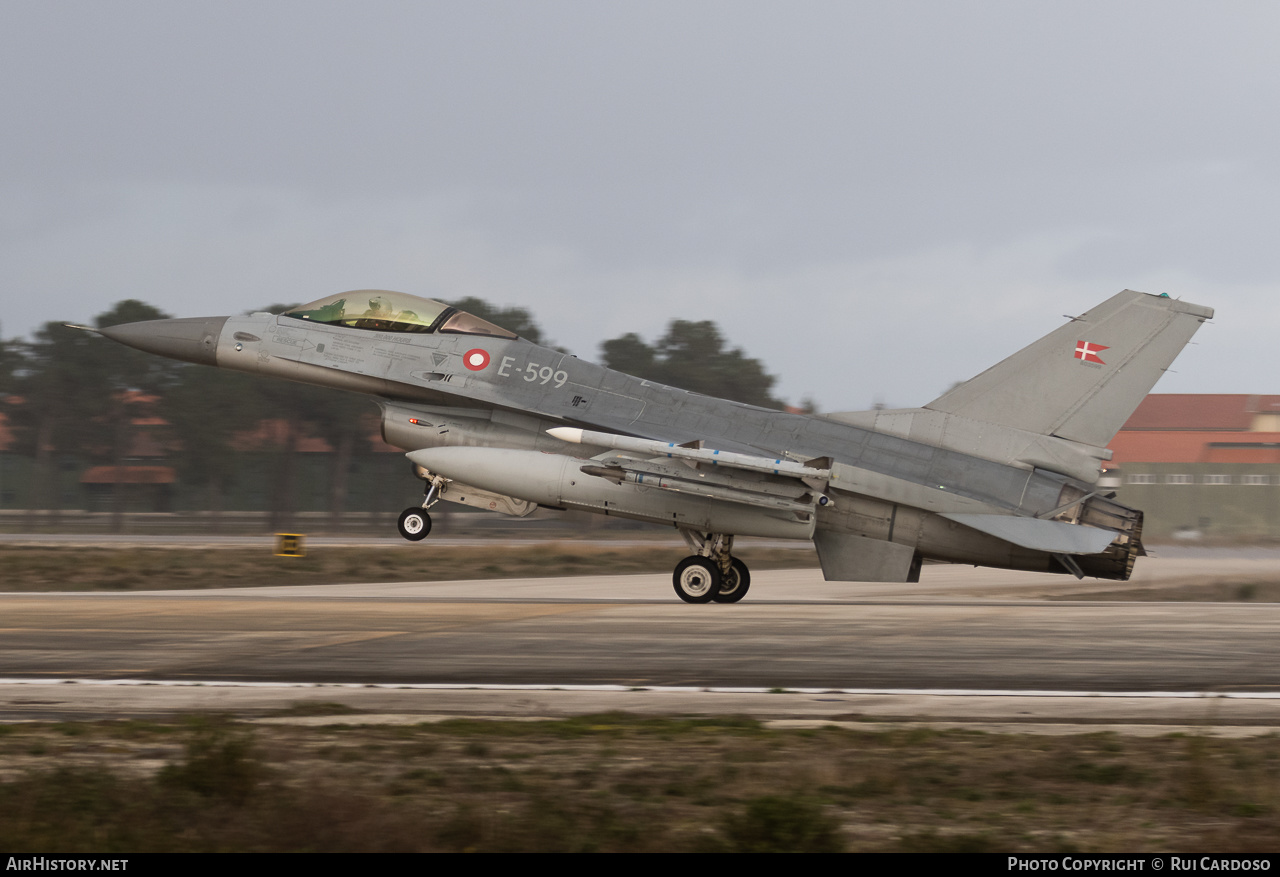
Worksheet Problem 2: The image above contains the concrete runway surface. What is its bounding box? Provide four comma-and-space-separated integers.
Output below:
2, 553, 1279, 730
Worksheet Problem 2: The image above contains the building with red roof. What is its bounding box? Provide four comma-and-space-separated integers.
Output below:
1104, 395, 1280, 541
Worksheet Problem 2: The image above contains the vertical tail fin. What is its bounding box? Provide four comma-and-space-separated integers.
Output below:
925, 290, 1213, 448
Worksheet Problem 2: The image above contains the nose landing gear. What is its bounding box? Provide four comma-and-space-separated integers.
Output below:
397, 473, 445, 542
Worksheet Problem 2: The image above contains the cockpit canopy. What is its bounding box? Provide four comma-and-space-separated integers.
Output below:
281, 290, 517, 339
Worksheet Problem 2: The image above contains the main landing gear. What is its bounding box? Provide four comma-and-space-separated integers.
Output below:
397, 474, 445, 542
673, 531, 751, 604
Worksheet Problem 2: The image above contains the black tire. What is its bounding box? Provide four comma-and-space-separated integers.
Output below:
672, 556, 719, 604
712, 557, 751, 603
397, 507, 432, 541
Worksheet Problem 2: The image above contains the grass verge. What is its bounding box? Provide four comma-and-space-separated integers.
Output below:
0, 712, 1277, 851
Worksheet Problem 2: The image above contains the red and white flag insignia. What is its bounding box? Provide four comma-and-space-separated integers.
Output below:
1074, 340, 1108, 364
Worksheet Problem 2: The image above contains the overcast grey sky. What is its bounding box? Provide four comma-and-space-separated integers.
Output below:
2, 1, 1276, 409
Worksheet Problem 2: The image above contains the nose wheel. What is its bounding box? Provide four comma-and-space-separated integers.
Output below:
397, 507, 432, 541
397, 473, 445, 541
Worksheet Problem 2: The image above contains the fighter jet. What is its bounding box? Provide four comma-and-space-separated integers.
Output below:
94, 288, 1212, 603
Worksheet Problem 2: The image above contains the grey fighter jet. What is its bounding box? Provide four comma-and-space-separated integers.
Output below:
95, 288, 1212, 603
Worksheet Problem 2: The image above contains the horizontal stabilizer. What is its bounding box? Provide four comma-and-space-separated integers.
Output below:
941, 513, 1117, 555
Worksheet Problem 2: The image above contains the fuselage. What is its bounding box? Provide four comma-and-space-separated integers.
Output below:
96, 295, 1135, 579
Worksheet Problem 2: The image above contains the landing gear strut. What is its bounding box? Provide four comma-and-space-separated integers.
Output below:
397, 474, 446, 542
714, 557, 751, 604
673, 530, 751, 604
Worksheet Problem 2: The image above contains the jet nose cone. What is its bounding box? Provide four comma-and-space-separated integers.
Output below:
98, 316, 229, 366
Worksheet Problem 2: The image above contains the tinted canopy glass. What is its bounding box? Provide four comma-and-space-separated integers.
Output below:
438, 310, 517, 338
281, 290, 517, 338
282, 290, 451, 333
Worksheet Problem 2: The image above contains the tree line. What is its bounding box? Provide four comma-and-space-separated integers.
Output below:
0, 298, 792, 529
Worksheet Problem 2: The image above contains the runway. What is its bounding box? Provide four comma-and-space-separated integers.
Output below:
0, 553, 1274, 727
2, 555, 1279, 727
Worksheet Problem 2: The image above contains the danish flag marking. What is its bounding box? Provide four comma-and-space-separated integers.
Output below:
1075, 340, 1108, 364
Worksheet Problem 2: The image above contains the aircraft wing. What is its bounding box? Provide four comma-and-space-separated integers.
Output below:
551, 426, 1124, 582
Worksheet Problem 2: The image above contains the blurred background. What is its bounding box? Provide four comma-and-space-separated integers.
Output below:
3, 1, 1278, 540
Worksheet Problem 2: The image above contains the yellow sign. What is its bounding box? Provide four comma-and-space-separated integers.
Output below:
274, 533, 306, 557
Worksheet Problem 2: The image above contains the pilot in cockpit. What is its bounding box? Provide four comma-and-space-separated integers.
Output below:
360, 296, 397, 329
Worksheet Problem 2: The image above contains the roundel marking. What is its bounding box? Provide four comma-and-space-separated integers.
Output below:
463, 348, 490, 371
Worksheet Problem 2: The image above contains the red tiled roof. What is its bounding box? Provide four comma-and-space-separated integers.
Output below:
229, 419, 334, 453
1108, 431, 1280, 465
1122, 395, 1256, 431
229, 416, 396, 453
1202, 443, 1280, 464
81, 466, 176, 485
128, 431, 171, 458
120, 390, 160, 405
